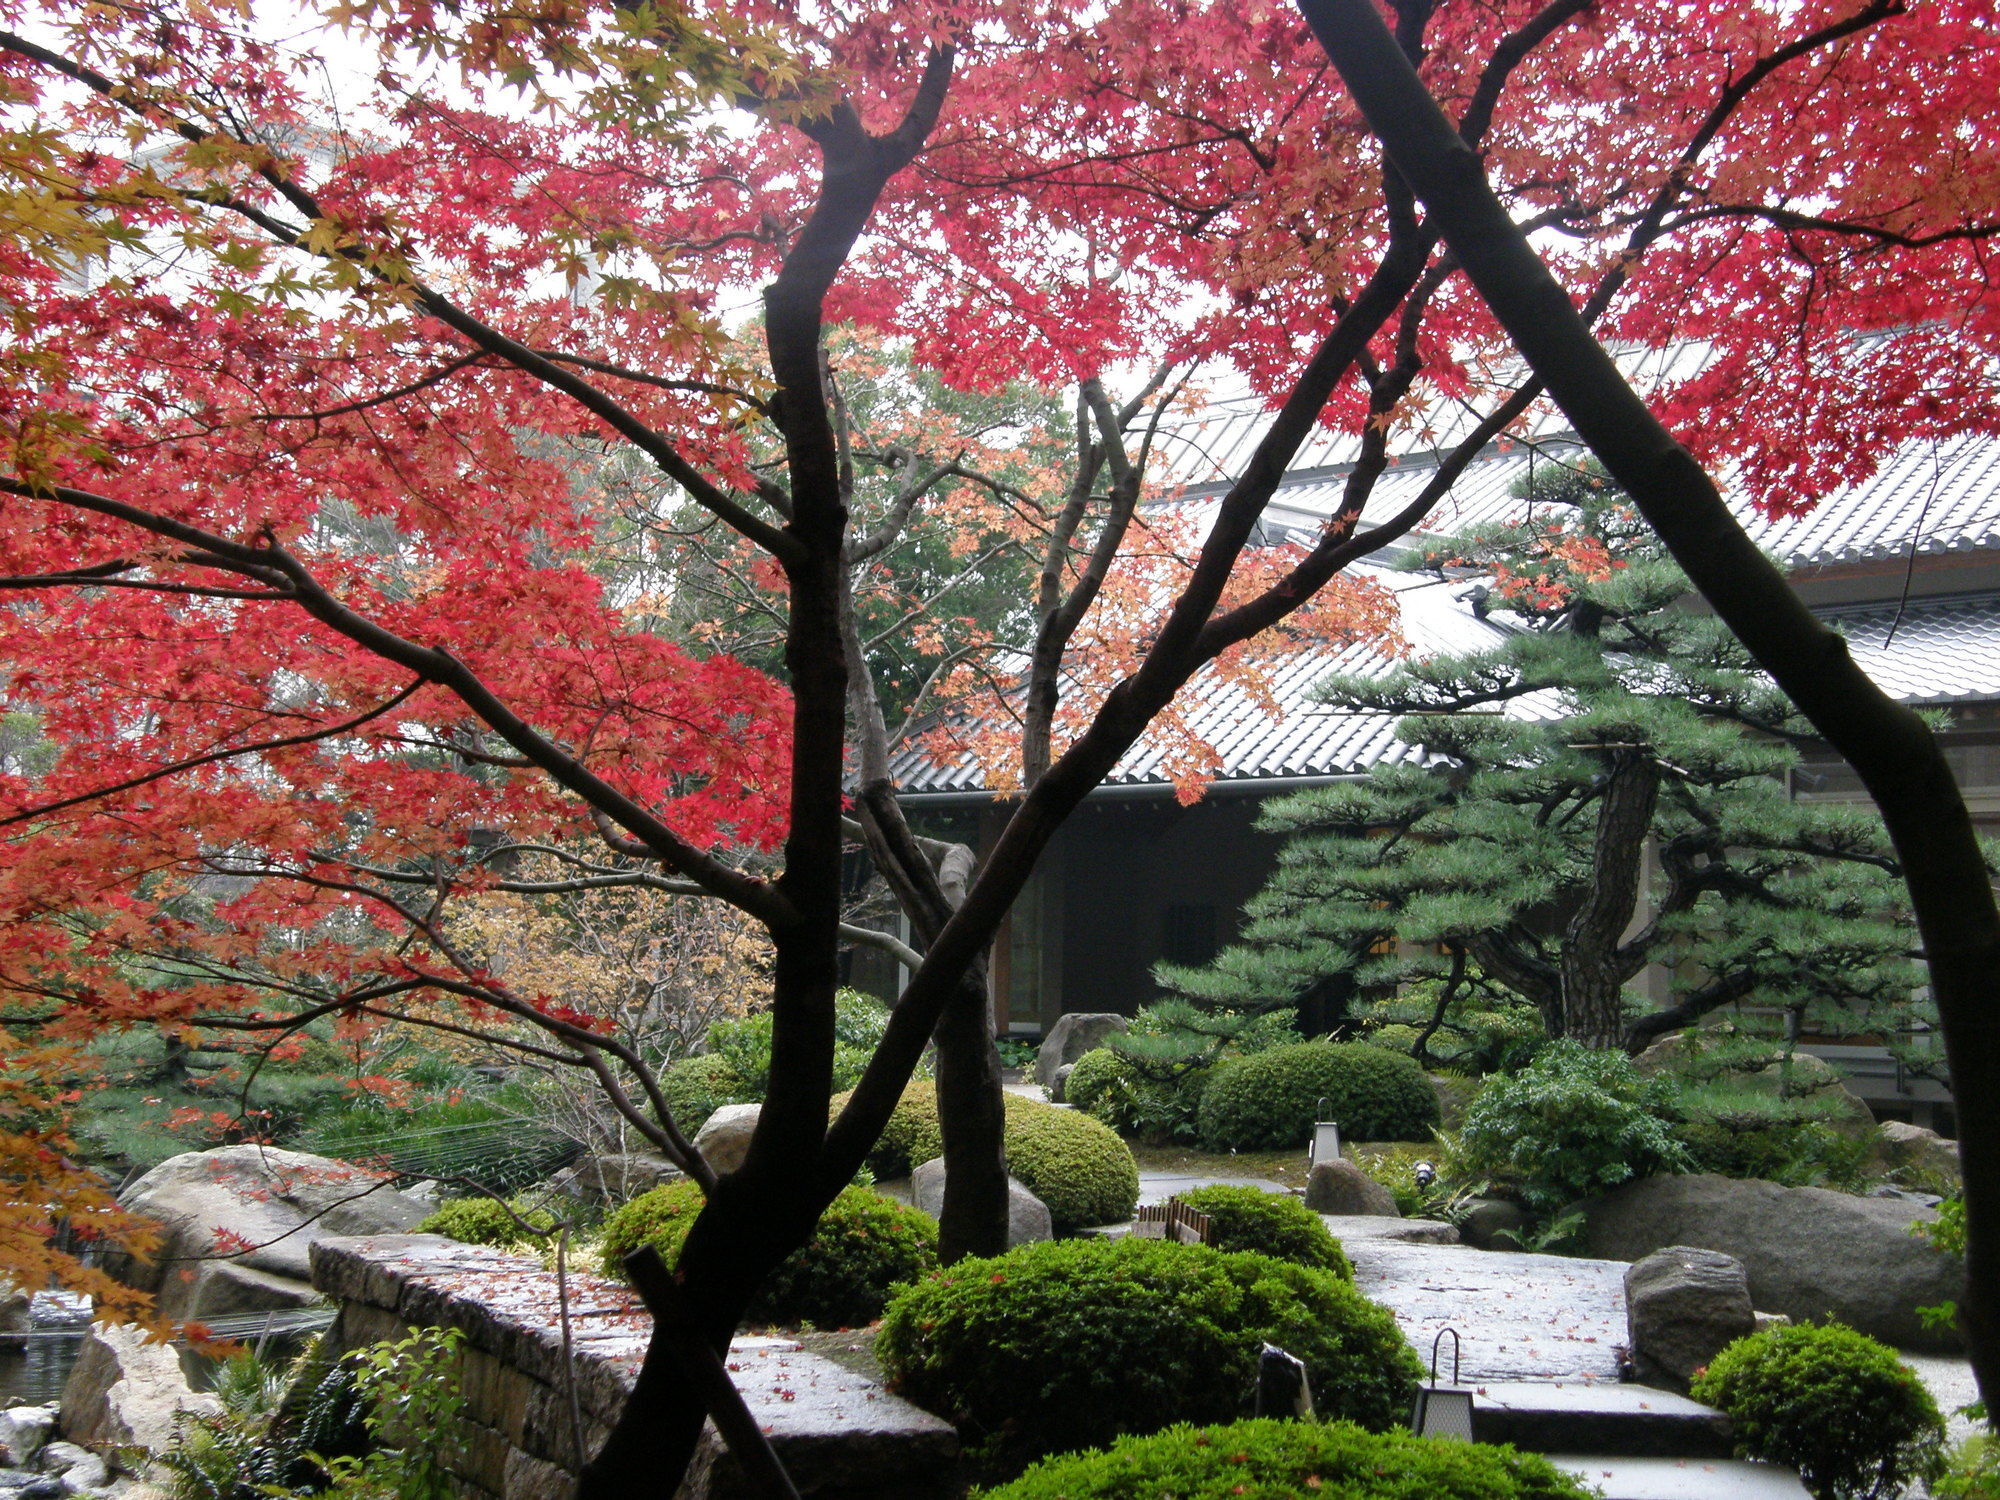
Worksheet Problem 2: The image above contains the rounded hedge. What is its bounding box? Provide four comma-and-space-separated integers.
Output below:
877, 1237, 1422, 1477
662, 1052, 750, 1135
1173, 1184, 1350, 1276
837, 1081, 1139, 1230
979, 1417, 1598, 1500
1062, 1046, 1134, 1116
415, 1195, 556, 1250
1197, 1042, 1439, 1152
1690, 1322, 1944, 1500
600, 1181, 937, 1329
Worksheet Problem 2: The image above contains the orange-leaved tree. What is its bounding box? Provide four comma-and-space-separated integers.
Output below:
0, 0, 1996, 1485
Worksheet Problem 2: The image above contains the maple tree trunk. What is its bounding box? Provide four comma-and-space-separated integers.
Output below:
931, 954, 1010, 1262
1299, 0, 2000, 1412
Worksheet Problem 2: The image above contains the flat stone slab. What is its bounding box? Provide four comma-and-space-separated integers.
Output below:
1347, 1242, 1628, 1383
1544, 1455, 1810, 1500
1465, 1382, 1733, 1459
1320, 1215, 1458, 1244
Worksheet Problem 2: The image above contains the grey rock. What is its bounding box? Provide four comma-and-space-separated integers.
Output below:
57, 1323, 221, 1459
545, 1152, 683, 1205
0, 1470, 37, 1492
1754, 1310, 1792, 1333
1460, 1197, 1529, 1251
1048, 1063, 1076, 1104
1876, 1122, 1961, 1186
1870, 1184, 1944, 1207
11, 1479, 61, 1500
692, 1103, 762, 1178
1033, 1014, 1128, 1089
910, 1159, 1053, 1246
0, 1408, 55, 1468
0, 1287, 29, 1338
30, 1446, 88, 1477
1303, 1159, 1399, 1217
1625, 1246, 1756, 1391
111, 1146, 430, 1321
1581, 1173, 1963, 1350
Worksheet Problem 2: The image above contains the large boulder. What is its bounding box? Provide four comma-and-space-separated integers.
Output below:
693, 1103, 762, 1177
112, 1146, 432, 1322
1632, 1036, 1876, 1137
1581, 1173, 1962, 1350
1302, 1159, 1399, 1217
59, 1322, 221, 1460
910, 1159, 1053, 1246
1033, 1014, 1128, 1090
1876, 1121, 1962, 1186
1459, 1197, 1529, 1252
1624, 1246, 1756, 1391
545, 1151, 684, 1204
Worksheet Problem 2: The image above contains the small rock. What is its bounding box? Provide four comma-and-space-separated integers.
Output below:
1303, 1159, 1399, 1217
1876, 1121, 1961, 1186
0, 1288, 29, 1338
0, 1408, 55, 1468
51, 1451, 107, 1493
910, 1159, 1053, 1246
12, 1479, 63, 1500
1048, 1063, 1076, 1104
0, 1469, 41, 1492
1625, 1246, 1756, 1392
32, 1446, 85, 1478
545, 1152, 683, 1204
1033, 1014, 1128, 1089
1460, 1197, 1529, 1251
693, 1103, 763, 1177
1754, 1310, 1792, 1333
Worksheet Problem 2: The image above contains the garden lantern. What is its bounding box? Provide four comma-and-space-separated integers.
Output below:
1310, 1098, 1341, 1166
1409, 1328, 1475, 1441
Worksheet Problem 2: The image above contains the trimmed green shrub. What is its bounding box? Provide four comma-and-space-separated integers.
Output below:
837, 1081, 1140, 1229
1062, 1046, 1133, 1115
600, 1181, 937, 1329
1002, 1098, 1139, 1229
661, 1051, 751, 1135
1196, 1042, 1439, 1151
1690, 1322, 1945, 1500
877, 1237, 1422, 1478
1455, 1040, 1690, 1211
1173, 1184, 1351, 1276
978, 1417, 1598, 1500
415, 1195, 556, 1249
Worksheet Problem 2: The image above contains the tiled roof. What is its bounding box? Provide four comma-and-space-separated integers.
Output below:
1820, 593, 2000, 705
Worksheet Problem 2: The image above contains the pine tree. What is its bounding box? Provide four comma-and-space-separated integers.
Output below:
1162, 468, 1937, 1055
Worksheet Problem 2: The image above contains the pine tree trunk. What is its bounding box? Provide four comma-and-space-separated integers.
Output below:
1560, 752, 1659, 1047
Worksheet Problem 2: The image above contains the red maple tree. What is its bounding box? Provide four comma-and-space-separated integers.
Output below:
0, 0, 1995, 1483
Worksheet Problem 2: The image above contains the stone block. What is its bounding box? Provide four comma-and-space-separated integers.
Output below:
1625, 1246, 1756, 1392
910, 1159, 1052, 1246
693, 1105, 762, 1177
1303, 1159, 1399, 1217
1033, 1014, 1128, 1089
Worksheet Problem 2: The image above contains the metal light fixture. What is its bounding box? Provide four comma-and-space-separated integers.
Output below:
1310, 1097, 1342, 1166
1410, 1328, 1475, 1442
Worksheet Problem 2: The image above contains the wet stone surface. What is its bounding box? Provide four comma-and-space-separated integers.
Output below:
1347, 1242, 1628, 1383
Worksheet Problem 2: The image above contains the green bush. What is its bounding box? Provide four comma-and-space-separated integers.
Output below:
1065, 1046, 1208, 1144
702, 990, 887, 1099
661, 1051, 751, 1134
599, 1181, 936, 1329
415, 1195, 556, 1249
1455, 1040, 1690, 1212
1003, 1098, 1140, 1228
838, 1081, 1139, 1229
877, 1237, 1422, 1478
1936, 1434, 2000, 1500
1690, 1323, 1945, 1500
1173, 1184, 1350, 1276
1196, 1042, 1439, 1151
978, 1417, 1598, 1500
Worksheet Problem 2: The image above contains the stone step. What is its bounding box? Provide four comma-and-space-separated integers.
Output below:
1543, 1455, 1811, 1500
1456, 1381, 1735, 1460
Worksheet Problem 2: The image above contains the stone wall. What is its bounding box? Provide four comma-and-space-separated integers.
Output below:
309, 1234, 960, 1500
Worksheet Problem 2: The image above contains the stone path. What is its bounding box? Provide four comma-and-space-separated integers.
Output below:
1136, 1171, 1286, 1205
1347, 1241, 1629, 1384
